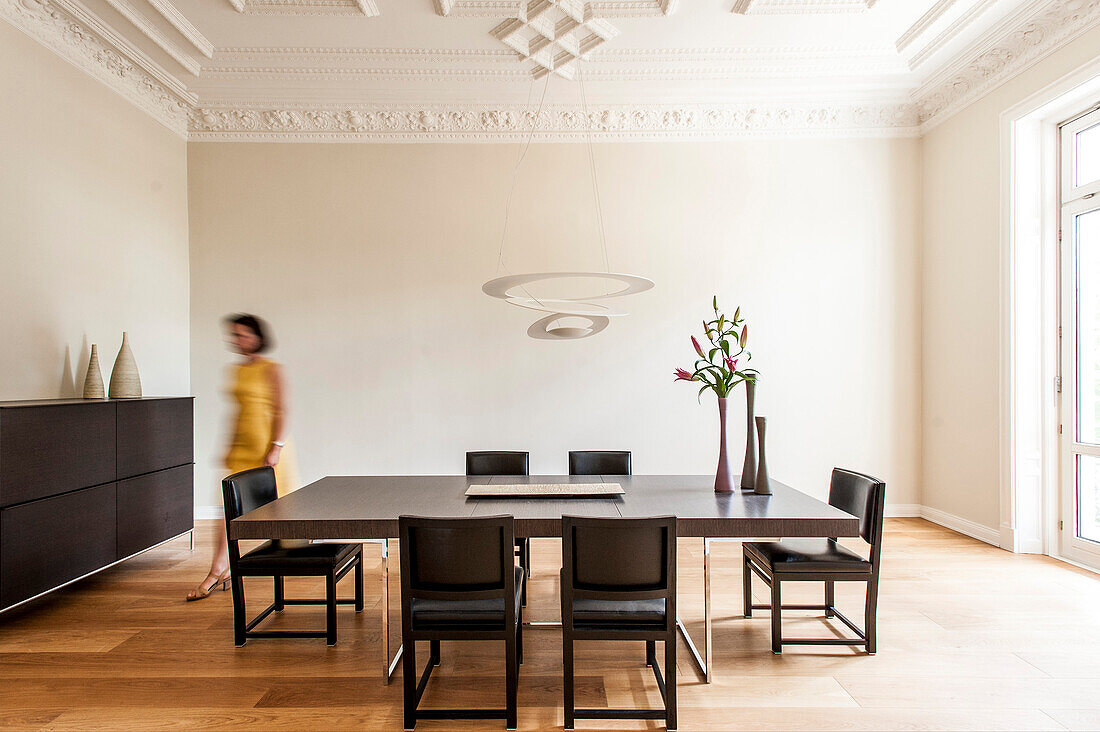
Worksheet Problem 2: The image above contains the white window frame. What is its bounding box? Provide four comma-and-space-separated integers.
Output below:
1059, 107, 1100, 568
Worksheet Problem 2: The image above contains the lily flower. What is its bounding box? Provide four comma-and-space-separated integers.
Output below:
724, 357, 738, 372
674, 368, 694, 382
739, 324, 748, 348
691, 335, 705, 358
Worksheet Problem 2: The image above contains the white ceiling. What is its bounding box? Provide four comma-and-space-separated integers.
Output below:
3, 0, 1099, 139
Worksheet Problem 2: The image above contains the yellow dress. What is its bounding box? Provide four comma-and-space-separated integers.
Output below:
225, 358, 300, 498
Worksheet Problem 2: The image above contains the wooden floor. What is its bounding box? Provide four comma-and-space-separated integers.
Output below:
1, 519, 1100, 731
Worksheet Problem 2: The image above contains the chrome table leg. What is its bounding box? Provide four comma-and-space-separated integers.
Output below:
675, 537, 712, 682
380, 539, 403, 684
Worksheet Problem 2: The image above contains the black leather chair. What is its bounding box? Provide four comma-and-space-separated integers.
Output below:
561, 516, 676, 730
568, 450, 632, 476
466, 451, 529, 477
466, 451, 530, 606
399, 515, 523, 730
222, 467, 363, 647
743, 468, 886, 654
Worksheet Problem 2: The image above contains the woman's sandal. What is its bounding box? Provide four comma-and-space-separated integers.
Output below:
186, 570, 231, 601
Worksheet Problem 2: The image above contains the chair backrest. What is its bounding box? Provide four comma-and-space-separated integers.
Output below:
828, 467, 886, 550
568, 451, 632, 476
465, 451, 529, 477
562, 516, 676, 604
399, 515, 516, 601
222, 466, 279, 525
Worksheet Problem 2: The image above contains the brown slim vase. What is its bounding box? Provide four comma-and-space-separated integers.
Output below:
714, 397, 735, 493
740, 379, 757, 490
754, 415, 772, 495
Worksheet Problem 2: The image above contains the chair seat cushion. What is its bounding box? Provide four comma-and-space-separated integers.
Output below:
411, 566, 524, 626
238, 540, 360, 569
573, 597, 666, 623
745, 539, 871, 573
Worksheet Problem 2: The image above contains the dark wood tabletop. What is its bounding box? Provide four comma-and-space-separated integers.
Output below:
230, 475, 860, 540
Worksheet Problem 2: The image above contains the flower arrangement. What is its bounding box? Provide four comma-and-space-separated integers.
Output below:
674, 296, 758, 400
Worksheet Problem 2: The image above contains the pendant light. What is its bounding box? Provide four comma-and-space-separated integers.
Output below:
483, 70, 653, 340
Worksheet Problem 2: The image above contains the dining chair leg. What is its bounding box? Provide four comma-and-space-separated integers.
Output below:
664, 637, 677, 730
646, 639, 656, 667
770, 578, 783, 654
272, 575, 285, 611
519, 540, 529, 608
403, 638, 417, 730
563, 635, 575, 730
865, 579, 879, 655
325, 572, 338, 646
517, 611, 524, 666
429, 640, 440, 667
231, 576, 247, 647
742, 554, 753, 618
354, 554, 364, 612
825, 580, 835, 618
505, 633, 518, 730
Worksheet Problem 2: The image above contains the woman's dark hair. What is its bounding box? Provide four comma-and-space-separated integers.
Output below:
225, 313, 272, 354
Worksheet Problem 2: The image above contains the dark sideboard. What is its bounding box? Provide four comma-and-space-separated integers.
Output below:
0, 397, 194, 612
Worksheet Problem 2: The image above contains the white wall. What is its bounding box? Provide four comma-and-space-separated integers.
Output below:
921, 25, 1100, 534
0, 22, 190, 401
187, 139, 921, 511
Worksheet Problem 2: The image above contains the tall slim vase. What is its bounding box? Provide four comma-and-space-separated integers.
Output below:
109, 332, 142, 399
740, 379, 757, 490
754, 415, 772, 495
714, 397, 735, 493
82, 344, 105, 399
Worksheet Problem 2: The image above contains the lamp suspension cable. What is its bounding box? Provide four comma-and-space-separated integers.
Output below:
579, 69, 611, 277
496, 74, 551, 278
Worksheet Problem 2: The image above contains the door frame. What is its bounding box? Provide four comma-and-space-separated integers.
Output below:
998, 57, 1100, 558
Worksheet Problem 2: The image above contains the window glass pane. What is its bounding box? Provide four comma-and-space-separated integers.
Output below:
1078, 455, 1100, 544
1078, 121, 1100, 188
1078, 208, 1100, 445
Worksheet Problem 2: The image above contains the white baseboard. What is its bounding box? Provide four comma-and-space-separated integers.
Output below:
885, 503, 921, 518
918, 505, 1001, 547
195, 505, 222, 520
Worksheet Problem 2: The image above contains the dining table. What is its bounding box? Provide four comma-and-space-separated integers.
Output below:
230, 474, 860, 683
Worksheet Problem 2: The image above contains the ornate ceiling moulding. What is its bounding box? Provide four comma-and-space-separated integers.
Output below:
902, 0, 998, 71
187, 101, 919, 141
915, 0, 1100, 131
732, 0, 877, 14
227, 0, 379, 15
437, 0, 676, 79
435, 0, 677, 17
895, 0, 957, 52
0, 0, 192, 135
202, 44, 904, 82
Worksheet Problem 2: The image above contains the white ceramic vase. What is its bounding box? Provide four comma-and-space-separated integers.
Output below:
108, 332, 142, 399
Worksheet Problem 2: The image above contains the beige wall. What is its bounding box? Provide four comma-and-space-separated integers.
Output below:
188, 139, 922, 510
921, 26, 1100, 532
0, 23, 190, 401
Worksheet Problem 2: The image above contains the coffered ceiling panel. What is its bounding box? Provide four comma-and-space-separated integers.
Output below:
2, 0, 1098, 140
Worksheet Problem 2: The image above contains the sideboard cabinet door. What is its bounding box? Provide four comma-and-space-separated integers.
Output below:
0, 403, 116, 508
0, 483, 117, 608
116, 465, 194, 560
116, 399, 194, 479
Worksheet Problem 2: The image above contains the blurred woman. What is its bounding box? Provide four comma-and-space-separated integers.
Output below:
187, 314, 300, 601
